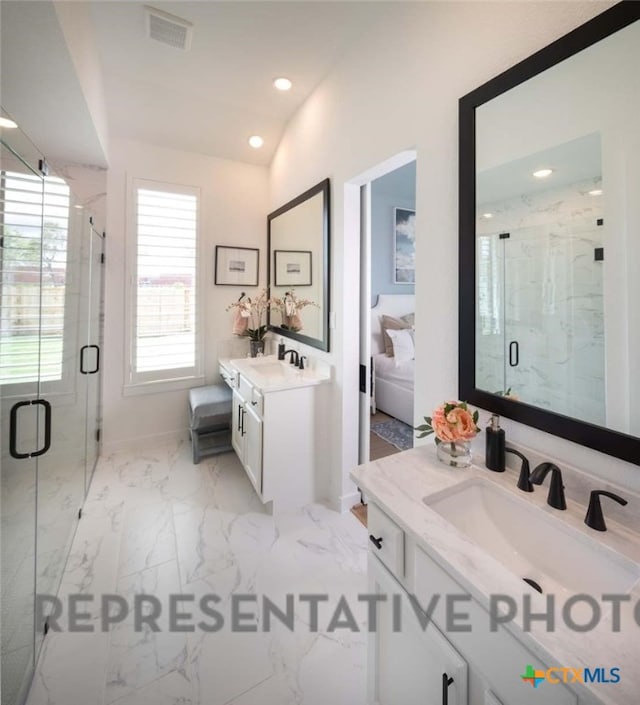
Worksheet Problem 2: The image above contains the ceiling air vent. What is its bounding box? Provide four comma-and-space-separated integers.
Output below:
145, 6, 192, 51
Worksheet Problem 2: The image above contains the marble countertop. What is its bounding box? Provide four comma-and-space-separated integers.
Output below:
220, 355, 330, 393
350, 446, 640, 705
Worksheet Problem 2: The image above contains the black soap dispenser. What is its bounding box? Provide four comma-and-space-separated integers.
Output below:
485, 414, 505, 472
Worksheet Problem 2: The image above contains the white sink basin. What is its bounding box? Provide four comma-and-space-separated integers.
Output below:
424, 478, 640, 599
230, 355, 329, 390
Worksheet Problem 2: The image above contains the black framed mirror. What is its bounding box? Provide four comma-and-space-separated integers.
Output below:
459, 1, 640, 465
267, 178, 330, 352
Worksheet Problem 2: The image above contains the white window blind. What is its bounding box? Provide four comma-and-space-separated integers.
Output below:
0, 170, 69, 385
131, 180, 200, 385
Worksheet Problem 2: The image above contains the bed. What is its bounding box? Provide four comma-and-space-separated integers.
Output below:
370, 294, 415, 426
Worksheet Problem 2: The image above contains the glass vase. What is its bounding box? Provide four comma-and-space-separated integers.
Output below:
436, 439, 472, 468
249, 340, 265, 357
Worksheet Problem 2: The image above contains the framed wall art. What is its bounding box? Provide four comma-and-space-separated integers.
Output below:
393, 207, 416, 284
215, 245, 259, 286
274, 249, 312, 287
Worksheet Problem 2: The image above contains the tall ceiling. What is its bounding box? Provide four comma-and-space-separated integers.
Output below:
2, 1, 395, 168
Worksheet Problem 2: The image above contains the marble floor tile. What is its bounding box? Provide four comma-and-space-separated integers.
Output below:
108, 669, 193, 705
26, 630, 112, 705
25, 440, 369, 705
117, 501, 177, 579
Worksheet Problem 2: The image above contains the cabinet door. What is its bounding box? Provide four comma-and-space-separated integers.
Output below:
369, 555, 468, 705
243, 403, 263, 495
231, 389, 244, 460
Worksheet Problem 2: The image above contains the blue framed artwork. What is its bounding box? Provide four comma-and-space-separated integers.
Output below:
394, 207, 416, 283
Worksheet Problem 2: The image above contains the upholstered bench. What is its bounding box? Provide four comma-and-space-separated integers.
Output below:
188, 384, 233, 463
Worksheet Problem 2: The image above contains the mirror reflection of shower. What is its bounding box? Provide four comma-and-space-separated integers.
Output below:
475, 134, 605, 426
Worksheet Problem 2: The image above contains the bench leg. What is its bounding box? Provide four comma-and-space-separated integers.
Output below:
191, 430, 201, 464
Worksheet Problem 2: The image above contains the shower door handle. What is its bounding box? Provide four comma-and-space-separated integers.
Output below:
87, 345, 100, 374
80, 345, 100, 374
509, 340, 519, 367
9, 399, 52, 459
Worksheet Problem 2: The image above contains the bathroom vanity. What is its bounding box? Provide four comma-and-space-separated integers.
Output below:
219, 354, 330, 510
351, 448, 640, 705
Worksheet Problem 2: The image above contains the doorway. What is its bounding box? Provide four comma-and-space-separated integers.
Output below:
344, 150, 417, 525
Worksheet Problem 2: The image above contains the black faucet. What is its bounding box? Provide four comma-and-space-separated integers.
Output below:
530, 462, 566, 510
282, 349, 299, 365
298, 355, 306, 370
505, 447, 533, 492
584, 490, 628, 532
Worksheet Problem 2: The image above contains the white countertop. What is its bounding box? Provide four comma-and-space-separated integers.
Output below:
221, 354, 331, 393
350, 445, 640, 705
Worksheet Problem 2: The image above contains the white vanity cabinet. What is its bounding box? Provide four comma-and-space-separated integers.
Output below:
366, 500, 577, 705
231, 387, 263, 495
221, 356, 329, 510
369, 551, 468, 705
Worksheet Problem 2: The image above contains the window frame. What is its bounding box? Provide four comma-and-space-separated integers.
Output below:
124, 176, 204, 395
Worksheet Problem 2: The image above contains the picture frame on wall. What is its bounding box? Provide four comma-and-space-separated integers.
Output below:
274, 249, 312, 287
393, 207, 416, 284
214, 245, 259, 286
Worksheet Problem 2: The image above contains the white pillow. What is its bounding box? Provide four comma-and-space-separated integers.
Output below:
386, 327, 415, 366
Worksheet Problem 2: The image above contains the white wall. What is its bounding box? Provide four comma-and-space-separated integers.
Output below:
103, 138, 268, 450
270, 0, 640, 511
52, 0, 110, 163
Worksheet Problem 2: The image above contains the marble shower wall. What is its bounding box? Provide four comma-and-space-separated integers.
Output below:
476, 177, 605, 426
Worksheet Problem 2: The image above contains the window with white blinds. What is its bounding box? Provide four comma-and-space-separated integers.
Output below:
0, 169, 69, 386
130, 179, 201, 386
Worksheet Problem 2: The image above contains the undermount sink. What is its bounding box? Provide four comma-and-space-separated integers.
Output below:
424, 478, 640, 599
237, 358, 300, 377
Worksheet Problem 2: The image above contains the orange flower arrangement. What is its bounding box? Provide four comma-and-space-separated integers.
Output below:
415, 400, 480, 443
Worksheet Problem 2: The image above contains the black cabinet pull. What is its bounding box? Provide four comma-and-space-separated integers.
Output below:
9, 399, 52, 459
442, 672, 454, 705
509, 340, 519, 367
237, 404, 242, 432
369, 535, 383, 549
240, 407, 246, 436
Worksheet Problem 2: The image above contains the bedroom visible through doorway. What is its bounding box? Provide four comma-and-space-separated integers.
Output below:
368, 161, 416, 461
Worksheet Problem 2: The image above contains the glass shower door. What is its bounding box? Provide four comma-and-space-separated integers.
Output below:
83, 221, 103, 492
0, 139, 44, 705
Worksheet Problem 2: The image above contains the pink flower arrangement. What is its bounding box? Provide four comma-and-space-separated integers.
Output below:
415, 400, 480, 443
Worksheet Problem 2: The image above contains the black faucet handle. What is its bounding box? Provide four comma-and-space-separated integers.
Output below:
277, 342, 286, 360
505, 448, 532, 492
585, 490, 628, 532
530, 463, 566, 510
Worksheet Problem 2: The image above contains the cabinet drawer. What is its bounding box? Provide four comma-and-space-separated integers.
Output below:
238, 374, 253, 402
218, 363, 236, 388
248, 387, 263, 417
414, 546, 577, 705
368, 503, 404, 577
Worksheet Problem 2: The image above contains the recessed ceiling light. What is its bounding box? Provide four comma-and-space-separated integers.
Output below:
74, 204, 84, 209
273, 77, 292, 91
588, 188, 603, 196
482, 213, 493, 219
533, 168, 553, 179
0, 117, 18, 129
248, 135, 264, 149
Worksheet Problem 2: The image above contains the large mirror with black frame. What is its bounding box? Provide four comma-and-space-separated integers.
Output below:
267, 178, 330, 352
459, 1, 640, 465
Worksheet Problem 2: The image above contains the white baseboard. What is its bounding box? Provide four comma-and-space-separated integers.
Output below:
337, 490, 362, 514
101, 428, 189, 456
